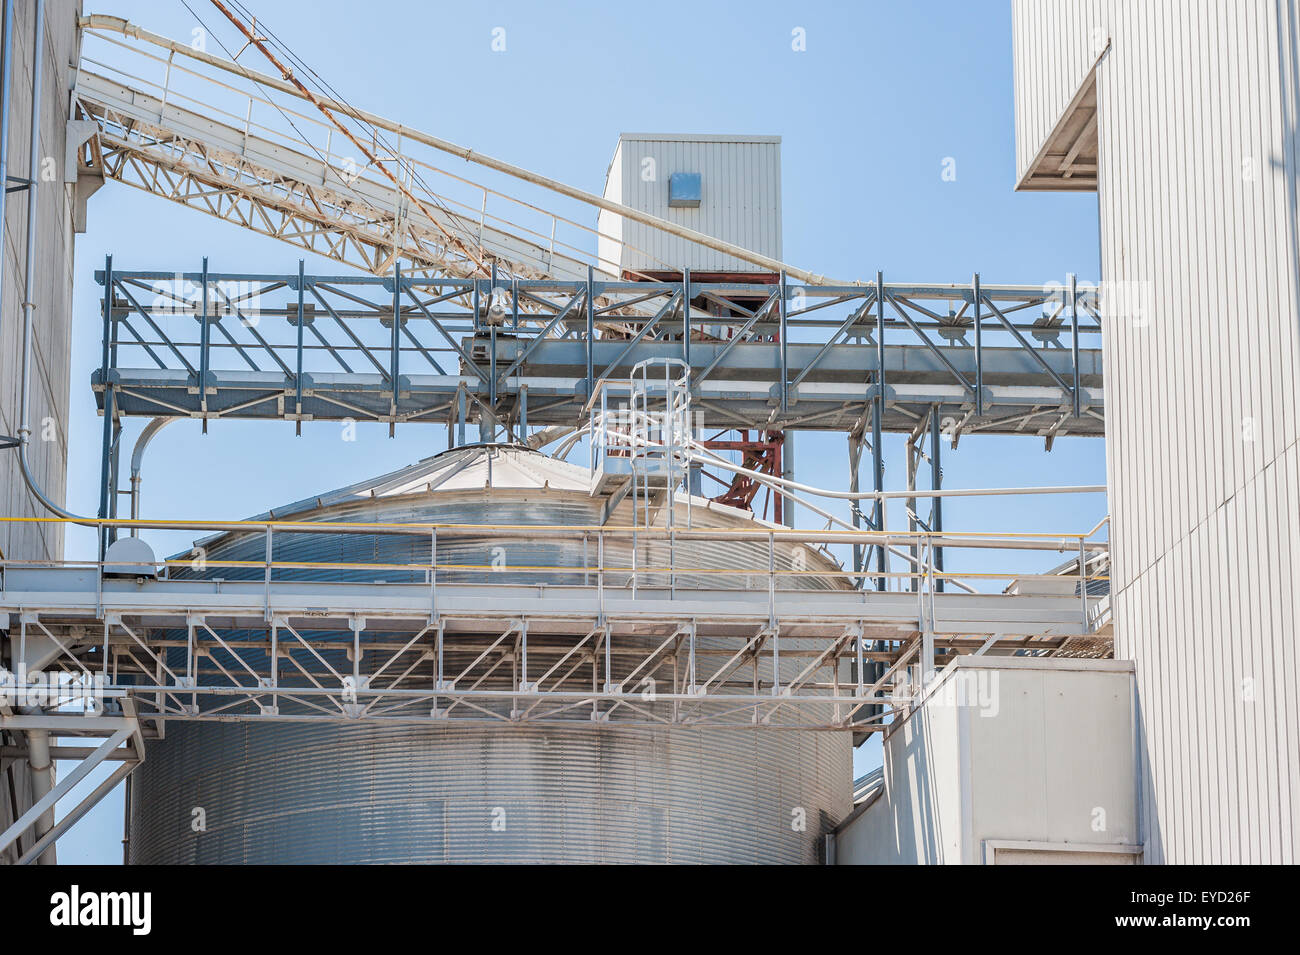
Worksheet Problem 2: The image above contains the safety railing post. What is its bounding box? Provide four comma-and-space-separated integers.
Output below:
669, 528, 675, 598
430, 527, 438, 618
98, 254, 115, 562
604, 624, 613, 694
479, 189, 487, 249
919, 536, 935, 692
771, 626, 781, 697
688, 621, 697, 693
1079, 535, 1090, 633
435, 619, 445, 691
160, 50, 173, 111
917, 535, 926, 636
185, 617, 195, 688
199, 256, 211, 430
1069, 272, 1081, 419
768, 531, 776, 626
597, 530, 605, 615
263, 526, 273, 622
855, 623, 866, 697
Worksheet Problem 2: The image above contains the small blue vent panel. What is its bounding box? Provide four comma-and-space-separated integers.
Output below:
668, 172, 701, 208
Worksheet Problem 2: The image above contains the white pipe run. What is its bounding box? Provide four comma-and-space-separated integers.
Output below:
678, 439, 977, 585
20, 717, 54, 865
588, 426, 973, 590
684, 436, 1106, 503
129, 417, 178, 534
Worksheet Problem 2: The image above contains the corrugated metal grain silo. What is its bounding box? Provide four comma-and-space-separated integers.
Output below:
127, 445, 852, 863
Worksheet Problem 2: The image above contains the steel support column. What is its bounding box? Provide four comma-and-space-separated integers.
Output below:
97, 254, 114, 561
585, 265, 594, 396
199, 255, 210, 429
294, 258, 305, 434
930, 404, 944, 591
973, 272, 983, 416
873, 272, 886, 590
682, 266, 691, 367
390, 262, 401, 436
778, 270, 788, 412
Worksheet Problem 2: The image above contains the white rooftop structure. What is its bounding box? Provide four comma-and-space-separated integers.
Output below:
598, 133, 782, 277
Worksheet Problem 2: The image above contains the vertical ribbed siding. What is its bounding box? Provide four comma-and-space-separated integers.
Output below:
129, 723, 851, 864
0, 0, 80, 564
0, 0, 81, 862
1012, 0, 1106, 185
1013, 0, 1300, 863
602, 134, 782, 275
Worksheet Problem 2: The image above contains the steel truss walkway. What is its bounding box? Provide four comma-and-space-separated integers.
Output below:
73, 16, 783, 284
92, 266, 1104, 440
1, 519, 1109, 738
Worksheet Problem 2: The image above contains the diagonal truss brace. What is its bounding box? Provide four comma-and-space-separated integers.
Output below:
0, 709, 144, 865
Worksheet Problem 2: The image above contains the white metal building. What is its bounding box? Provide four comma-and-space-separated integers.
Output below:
836, 657, 1142, 865
0, 0, 86, 867
0, 0, 83, 566
1013, 0, 1300, 863
598, 133, 782, 277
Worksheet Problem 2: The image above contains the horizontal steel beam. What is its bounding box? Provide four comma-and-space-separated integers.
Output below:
0, 566, 1103, 734
94, 366, 1103, 437
91, 266, 1104, 436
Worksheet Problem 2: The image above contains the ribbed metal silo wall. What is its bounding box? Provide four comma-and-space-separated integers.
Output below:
128, 722, 851, 864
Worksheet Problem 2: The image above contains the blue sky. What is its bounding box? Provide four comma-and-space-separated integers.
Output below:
52, 0, 1105, 862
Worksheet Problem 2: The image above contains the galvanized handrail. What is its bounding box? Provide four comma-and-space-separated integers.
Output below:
0, 513, 1111, 599
0, 513, 1108, 544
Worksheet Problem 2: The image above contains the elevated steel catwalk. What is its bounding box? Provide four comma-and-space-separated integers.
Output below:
92, 266, 1104, 440
74, 20, 806, 285
75, 67, 583, 281
1, 517, 1108, 736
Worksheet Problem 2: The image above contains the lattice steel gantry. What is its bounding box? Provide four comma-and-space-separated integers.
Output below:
89, 264, 1104, 547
